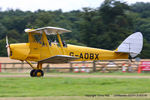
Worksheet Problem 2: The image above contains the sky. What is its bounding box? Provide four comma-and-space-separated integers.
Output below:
0, 0, 150, 12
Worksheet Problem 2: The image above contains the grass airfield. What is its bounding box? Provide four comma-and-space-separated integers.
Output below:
0, 96, 150, 100
0, 72, 150, 100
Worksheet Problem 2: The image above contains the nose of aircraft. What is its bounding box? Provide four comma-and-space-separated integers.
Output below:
9, 43, 30, 61
5, 36, 30, 61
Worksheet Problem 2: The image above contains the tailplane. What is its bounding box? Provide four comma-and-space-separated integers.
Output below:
115, 32, 143, 58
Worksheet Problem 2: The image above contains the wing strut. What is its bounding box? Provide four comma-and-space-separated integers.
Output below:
57, 32, 64, 54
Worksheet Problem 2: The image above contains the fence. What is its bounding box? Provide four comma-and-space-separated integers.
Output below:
0, 59, 142, 73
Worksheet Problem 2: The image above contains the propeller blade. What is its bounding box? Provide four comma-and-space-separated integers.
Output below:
6, 35, 9, 47
6, 36, 10, 57
7, 46, 10, 57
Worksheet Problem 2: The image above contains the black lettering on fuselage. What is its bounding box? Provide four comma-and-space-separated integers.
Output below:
75, 55, 79, 57
80, 53, 83, 59
69, 52, 99, 60
95, 54, 99, 60
84, 53, 89, 59
90, 53, 94, 59
69, 52, 74, 56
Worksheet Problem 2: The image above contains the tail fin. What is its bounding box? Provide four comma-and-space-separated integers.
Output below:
115, 32, 143, 58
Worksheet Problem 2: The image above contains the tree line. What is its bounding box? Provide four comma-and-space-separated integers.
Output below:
0, 0, 150, 58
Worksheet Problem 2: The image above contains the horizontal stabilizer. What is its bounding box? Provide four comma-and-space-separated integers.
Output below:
38, 55, 79, 63
116, 32, 143, 58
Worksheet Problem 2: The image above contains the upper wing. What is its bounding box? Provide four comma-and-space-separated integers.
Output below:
38, 55, 79, 63
24, 26, 71, 35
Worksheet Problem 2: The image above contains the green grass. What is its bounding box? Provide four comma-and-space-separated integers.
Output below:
1, 71, 150, 76
0, 77, 150, 97
0, 97, 150, 100
0, 73, 27, 75
46, 72, 150, 76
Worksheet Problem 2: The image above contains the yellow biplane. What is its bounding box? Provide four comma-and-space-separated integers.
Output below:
6, 26, 143, 77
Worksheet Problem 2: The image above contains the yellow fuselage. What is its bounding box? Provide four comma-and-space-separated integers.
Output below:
10, 42, 128, 62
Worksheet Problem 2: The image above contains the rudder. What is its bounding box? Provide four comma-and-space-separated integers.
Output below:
115, 32, 143, 58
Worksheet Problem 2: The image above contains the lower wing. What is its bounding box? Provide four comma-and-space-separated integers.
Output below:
38, 55, 79, 63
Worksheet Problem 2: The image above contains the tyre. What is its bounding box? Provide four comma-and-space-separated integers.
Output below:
30, 69, 36, 77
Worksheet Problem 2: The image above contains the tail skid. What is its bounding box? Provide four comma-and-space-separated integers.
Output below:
115, 32, 143, 58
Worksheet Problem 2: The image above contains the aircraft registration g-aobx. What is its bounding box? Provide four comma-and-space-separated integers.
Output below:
6, 26, 143, 77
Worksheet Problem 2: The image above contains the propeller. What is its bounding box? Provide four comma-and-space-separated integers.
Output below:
6, 36, 10, 57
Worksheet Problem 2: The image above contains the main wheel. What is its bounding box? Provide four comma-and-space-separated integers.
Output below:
34, 69, 44, 77
30, 69, 36, 77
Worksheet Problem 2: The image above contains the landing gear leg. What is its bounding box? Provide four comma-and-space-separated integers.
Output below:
34, 62, 44, 77
26, 60, 44, 77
